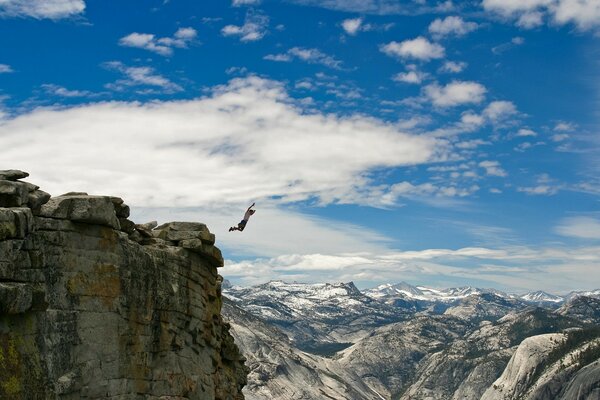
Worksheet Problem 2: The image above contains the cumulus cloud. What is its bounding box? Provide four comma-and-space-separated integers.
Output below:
428, 16, 478, 38
380, 36, 445, 61
119, 27, 197, 56
341, 17, 363, 35
556, 216, 600, 239
392, 64, 428, 84
483, 100, 518, 122
222, 11, 269, 42
483, 0, 600, 30
0, 64, 13, 73
103, 61, 183, 93
393, 71, 426, 84
424, 81, 487, 107
479, 160, 508, 177
439, 61, 467, 73
0, 0, 85, 19
0, 76, 439, 208
516, 128, 537, 137
264, 47, 343, 69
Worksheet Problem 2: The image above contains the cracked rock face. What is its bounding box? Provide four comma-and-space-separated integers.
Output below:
0, 170, 247, 399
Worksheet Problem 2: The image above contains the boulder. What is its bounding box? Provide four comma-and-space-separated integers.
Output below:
137, 221, 158, 230
27, 189, 51, 211
0, 180, 29, 207
179, 239, 224, 267
155, 221, 215, 245
0, 169, 29, 181
156, 221, 208, 232
110, 197, 130, 218
39, 195, 120, 229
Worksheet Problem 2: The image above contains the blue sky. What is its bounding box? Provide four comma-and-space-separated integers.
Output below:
1, 0, 600, 293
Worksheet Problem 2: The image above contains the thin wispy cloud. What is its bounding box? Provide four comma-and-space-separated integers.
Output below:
0, 63, 14, 73
428, 16, 479, 38
222, 244, 600, 291
341, 17, 394, 35
119, 27, 197, 56
41, 83, 94, 97
439, 61, 467, 73
556, 216, 600, 239
103, 61, 183, 93
0, 0, 85, 20
232, 0, 261, 6
479, 160, 508, 177
222, 10, 269, 42
265, 47, 343, 69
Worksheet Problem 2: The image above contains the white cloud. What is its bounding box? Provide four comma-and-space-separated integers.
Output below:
0, 64, 13, 73
428, 16, 478, 38
483, 100, 518, 121
439, 61, 467, 73
341, 17, 363, 35
518, 185, 559, 195
119, 28, 197, 56
556, 216, 600, 239
517, 11, 544, 28
393, 71, 425, 84
516, 128, 537, 137
479, 160, 508, 177
41, 83, 93, 97
103, 61, 182, 93
551, 133, 569, 142
222, 244, 600, 291
392, 65, 428, 84
380, 36, 445, 61
232, 0, 261, 5
0, 0, 85, 19
483, 0, 600, 30
424, 81, 487, 107
554, 121, 575, 131
222, 11, 269, 42
0, 76, 439, 208
264, 47, 343, 69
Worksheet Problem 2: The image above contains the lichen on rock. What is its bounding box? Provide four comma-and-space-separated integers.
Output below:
0, 169, 248, 399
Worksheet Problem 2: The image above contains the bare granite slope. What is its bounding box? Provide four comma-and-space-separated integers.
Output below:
0, 169, 247, 399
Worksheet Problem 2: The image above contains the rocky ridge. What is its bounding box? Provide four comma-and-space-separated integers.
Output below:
0, 170, 247, 399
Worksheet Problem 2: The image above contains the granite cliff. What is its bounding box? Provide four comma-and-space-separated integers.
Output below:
0, 169, 247, 399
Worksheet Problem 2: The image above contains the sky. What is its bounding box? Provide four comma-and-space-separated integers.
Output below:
1, 0, 600, 294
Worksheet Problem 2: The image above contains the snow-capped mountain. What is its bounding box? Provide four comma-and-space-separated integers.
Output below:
565, 289, 600, 301
224, 280, 406, 352
520, 290, 564, 306
365, 282, 511, 302
223, 280, 600, 400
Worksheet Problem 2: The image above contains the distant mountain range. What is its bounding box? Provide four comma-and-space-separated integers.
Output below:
223, 281, 600, 400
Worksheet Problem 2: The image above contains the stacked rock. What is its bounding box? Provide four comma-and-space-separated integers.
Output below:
0, 169, 50, 212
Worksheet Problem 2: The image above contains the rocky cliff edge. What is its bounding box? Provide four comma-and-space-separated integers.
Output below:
0, 169, 248, 399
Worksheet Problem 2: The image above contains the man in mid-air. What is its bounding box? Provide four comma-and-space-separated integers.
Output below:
229, 203, 256, 232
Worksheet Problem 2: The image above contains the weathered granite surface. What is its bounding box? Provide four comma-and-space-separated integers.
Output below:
0, 170, 247, 399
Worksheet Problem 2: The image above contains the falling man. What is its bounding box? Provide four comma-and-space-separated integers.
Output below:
229, 203, 256, 232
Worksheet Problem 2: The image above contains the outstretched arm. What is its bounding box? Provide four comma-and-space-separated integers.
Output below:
247, 202, 255, 212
